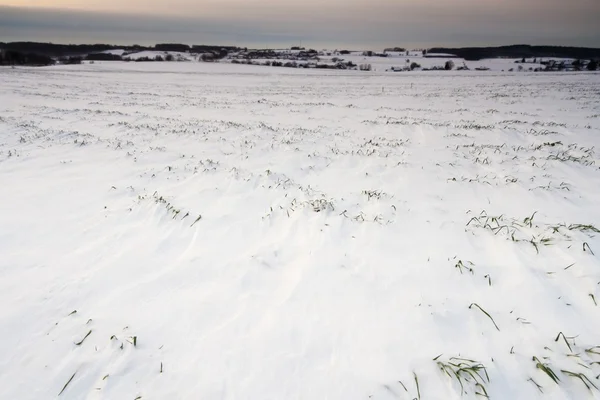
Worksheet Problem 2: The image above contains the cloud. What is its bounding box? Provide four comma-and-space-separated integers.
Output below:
1, 2, 598, 48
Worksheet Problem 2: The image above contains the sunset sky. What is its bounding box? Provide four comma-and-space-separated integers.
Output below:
1, 0, 599, 48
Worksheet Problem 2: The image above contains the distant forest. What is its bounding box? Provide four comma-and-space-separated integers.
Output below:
0, 42, 244, 66
0, 42, 145, 56
0, 42, 241, 57
428, 45, 600, 61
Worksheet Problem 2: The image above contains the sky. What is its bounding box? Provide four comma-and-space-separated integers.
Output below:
1, 0, 599, 49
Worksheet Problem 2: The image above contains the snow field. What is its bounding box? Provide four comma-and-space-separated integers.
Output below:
0, 63, 599, 399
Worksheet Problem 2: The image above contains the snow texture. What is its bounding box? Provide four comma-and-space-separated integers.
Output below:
1, 62, 600, 399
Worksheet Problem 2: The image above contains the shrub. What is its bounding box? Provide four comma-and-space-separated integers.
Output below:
444, 60, 455, 70
587, 60, 598, 71
410, 62, 421, 70
165, 54, 174, 61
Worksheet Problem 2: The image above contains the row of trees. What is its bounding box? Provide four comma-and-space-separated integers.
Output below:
231, 59, 359, 70
429, 45, 600, 61
86, 53, 122, 61
123, 54, 177, 62
0, 50, 54, 66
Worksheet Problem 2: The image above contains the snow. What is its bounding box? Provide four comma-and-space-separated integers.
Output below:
101, 49, 127, 56
424, 52, 459, 57
1, 62, 600, 399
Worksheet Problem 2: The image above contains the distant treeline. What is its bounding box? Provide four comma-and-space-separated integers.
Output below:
86, 53, 123, 61
428, 45, 600, 61
0, 42, 242, 57
0, 50, 55, 66
0, 42, 144, 56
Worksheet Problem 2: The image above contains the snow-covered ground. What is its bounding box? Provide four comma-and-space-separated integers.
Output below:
100, 47, 557, 71
227, 49, 560, 71
101, 49, 127, 56
1, 62, 599, 399
336, 54, 546, 72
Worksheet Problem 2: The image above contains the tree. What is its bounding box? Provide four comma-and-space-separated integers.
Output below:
165, 54, 174, 61
444, 60, 455, 70
588, 60, 598, 71
410, 62, 421, 70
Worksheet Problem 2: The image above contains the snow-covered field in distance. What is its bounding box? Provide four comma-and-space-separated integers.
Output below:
102, 47, 568, 71
1, 62, 599, 399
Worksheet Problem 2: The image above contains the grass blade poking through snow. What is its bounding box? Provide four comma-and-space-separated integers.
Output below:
528, 377, 544, 393
469, 303, 500, 331
585, 346, 600, 356
58, 372, 76, 396
561, 370, 598, 391
555, 332, 575, 353
583, 242, 595, 255
74, 330, 92, 346
413, 372, 421, 400
533, 356, 560, 384
190, 215, 202, 227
